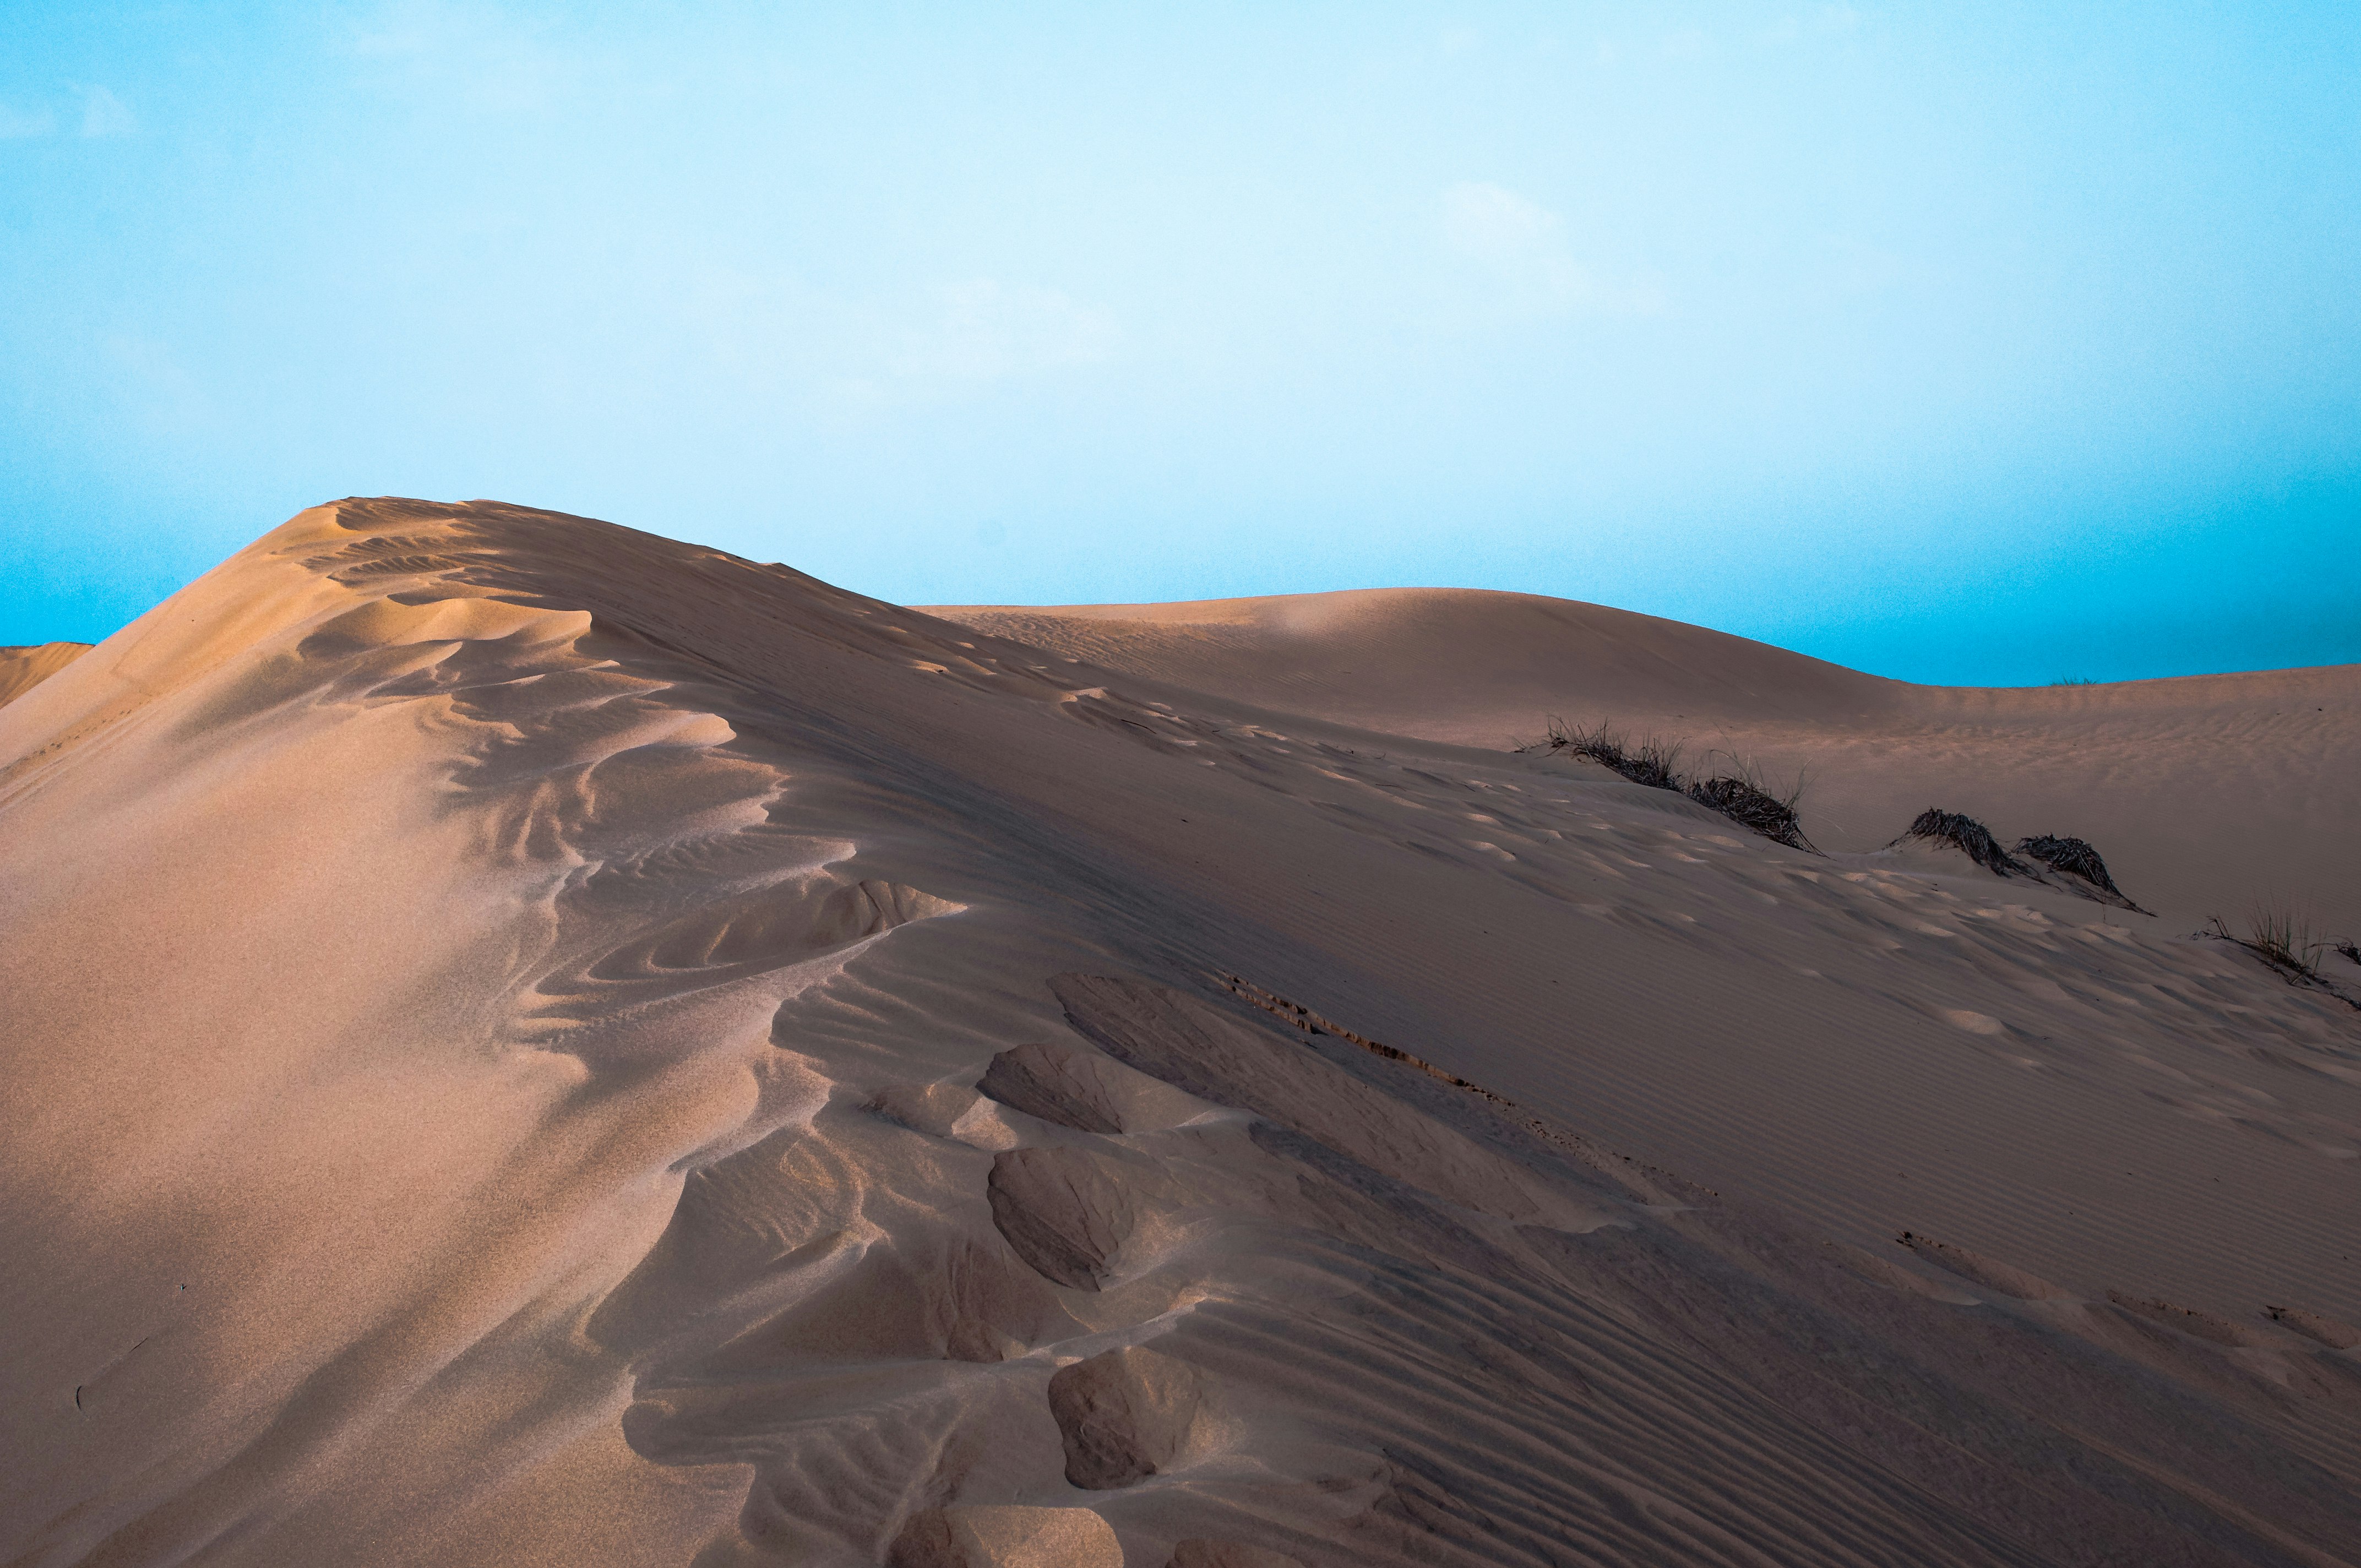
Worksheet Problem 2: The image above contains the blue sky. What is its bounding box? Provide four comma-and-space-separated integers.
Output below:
4, 2, 2356, 685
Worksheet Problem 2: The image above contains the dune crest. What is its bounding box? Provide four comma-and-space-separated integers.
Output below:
6, 499, 2359, 1566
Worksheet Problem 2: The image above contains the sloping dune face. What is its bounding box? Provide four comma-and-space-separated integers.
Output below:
937, 592, 2361, 932
5, 502, 2360, 1568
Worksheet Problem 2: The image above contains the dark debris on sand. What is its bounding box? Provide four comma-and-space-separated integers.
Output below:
1897, 809, 2025, 876
1685, 775, 1816, 853
1524, 719, 1816, 852
2016, 834, 2123, 897
1896, 812, 2149, 912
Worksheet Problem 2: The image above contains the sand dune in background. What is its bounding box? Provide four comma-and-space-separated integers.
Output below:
0, 642, 90, 709
936, 591, 2361, 933
4, 501, 2358, 1567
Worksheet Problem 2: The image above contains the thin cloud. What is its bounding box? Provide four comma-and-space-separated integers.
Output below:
79, 86, 136, 138
1440, 182, 1664, 318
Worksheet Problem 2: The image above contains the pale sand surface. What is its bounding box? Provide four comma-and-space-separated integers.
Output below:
4, 500, 2358, 1567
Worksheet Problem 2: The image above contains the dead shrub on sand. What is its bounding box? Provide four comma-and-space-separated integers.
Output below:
1526, 718, 1687, 791
1686, 753, 1817, 853
1524, 719, 1818, 852
1887, 814, 2153, 911
2013, 833, 2148, 912
2015, 835, 2121, 896
1896, 809, 2025, 875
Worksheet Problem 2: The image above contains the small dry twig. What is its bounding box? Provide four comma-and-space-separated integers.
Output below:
2202, 905, 2361, 1012
2216, 903, 2327, 981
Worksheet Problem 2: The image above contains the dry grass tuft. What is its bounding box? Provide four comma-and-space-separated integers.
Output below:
1897, 809, 2024, 875
1524, 719, 1686, 791
2211, 903, 2327, 982
2015, 835, 2123, 897
1524, 719, 1816, 851
1686, 754, 1816, 853
2204, 905, 2361, 1011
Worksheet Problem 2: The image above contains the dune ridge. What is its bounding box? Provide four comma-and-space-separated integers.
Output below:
4, 500, 2358, 1566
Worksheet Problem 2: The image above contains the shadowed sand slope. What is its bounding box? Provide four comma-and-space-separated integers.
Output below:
935, 592, 2361, 933
5, 500, 2360, 1568
0, 642, 91, 709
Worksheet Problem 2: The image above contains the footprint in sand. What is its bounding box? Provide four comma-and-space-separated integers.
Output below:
987, 1146, 1136, 1291
1046, 1344, 1210, 1489
976, 1040, 1129, 1135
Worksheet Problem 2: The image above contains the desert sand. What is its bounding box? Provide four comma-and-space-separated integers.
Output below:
3, 498, 2357, 1567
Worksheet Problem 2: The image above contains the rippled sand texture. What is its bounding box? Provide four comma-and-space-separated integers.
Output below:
4, 499, 2358, 1568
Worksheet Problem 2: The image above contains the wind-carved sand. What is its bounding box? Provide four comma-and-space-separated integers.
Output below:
3, 500, 2359, 1568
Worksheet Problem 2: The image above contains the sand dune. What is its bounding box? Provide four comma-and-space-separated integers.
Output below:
936, 592, 2361, 933
0, 642, 90, 709
4, 500, 2358, 1567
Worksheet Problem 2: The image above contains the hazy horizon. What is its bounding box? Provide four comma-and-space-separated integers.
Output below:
5, 2, 2357, 686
